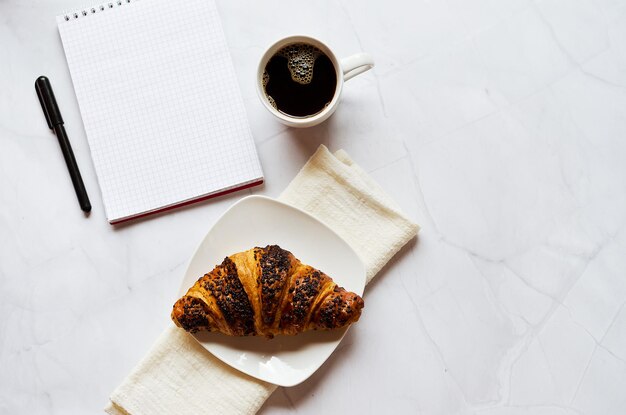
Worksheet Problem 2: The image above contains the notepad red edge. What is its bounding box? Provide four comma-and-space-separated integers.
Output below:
109, 179, 264, 225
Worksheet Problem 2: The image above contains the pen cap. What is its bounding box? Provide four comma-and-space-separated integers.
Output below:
35, 76, 64, 129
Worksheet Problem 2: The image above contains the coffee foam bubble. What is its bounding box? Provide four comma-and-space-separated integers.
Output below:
277, 43, 323, 85
262, 70, 277, 108
262, 70, 269, 88
267, 95, 277, 109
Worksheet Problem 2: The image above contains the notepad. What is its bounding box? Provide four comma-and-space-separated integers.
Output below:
56, 0, 263, 224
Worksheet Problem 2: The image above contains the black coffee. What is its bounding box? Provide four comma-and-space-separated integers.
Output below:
263, 43, 337, 118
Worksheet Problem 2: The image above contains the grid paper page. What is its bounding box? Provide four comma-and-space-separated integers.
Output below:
57, 0, 263, 223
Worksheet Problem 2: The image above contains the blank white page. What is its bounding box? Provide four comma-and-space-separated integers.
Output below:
57, 0, 263, 223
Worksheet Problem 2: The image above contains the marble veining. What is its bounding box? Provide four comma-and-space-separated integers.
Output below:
1, 0, 626, 414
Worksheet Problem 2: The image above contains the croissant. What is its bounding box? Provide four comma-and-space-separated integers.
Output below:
171, 245, 364, 338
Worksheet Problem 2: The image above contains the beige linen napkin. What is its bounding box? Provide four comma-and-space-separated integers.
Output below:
106, 145, 419, 415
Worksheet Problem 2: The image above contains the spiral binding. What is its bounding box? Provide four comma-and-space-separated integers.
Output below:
63, 0, 133, 21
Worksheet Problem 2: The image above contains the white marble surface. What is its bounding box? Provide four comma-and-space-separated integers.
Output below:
2, 0, 626, 414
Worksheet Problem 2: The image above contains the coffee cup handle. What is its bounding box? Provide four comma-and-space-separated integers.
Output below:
341, 53, 375, 81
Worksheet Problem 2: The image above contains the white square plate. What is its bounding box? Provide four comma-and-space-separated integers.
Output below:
177, 195, 366, 386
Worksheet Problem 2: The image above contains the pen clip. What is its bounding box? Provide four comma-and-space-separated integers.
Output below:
35, 76, 64, 130
36, 83, 53, 130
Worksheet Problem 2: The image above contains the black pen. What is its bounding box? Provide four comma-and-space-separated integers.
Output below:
35, 76, 91, 213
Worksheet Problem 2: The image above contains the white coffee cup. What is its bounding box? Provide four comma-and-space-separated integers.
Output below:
256, 35, 374, 128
